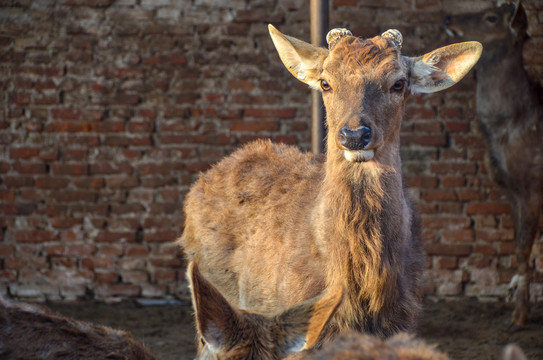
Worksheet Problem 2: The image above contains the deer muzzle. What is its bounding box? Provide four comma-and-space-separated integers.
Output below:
339, 126, 375, 162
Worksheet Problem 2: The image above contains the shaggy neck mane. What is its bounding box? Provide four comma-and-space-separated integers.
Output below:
323, 148, 403, 332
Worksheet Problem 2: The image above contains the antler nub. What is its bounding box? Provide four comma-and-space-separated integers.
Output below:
381, 29, 403, 49
326, 28, 353, 50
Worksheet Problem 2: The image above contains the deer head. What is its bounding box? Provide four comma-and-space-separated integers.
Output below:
442, 1, 527, 57
269, 25, 482, 165
188, 261, 344, 360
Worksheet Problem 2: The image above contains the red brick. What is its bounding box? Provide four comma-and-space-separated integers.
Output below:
401, 134, 448, 147
149, 256, 182, 267
90, 162, 132, 175
441, 229, 475, 243
62, 149, 87, 161
91, 122, 125, 132
153, 270, 176, 282
50, 217, 84, 229
457, 189, 482, 202
228, 80, 254, 91
0, 189, 15, 201
137, 108, 156, 119
128, 121, 152, 133
0, 203, 36, 215
414, 121, 442, 133
425, 243, 472, 256
51, 108, 81, 120
44, 244, 96, 257
143, 230, 178, 243
437, 257, 458, 270
0, 269, 17, 282
13, 163, 47, 174
106, 176, 139, 189
0, 162, 10, 173
98, 244, 124, 256
110, 203, 145, 214
35, 177, 70, 189
126, 245, 150, 257
12, 92, 30, 105
121, 270, 148, 284
52, 258, 78, 269
39, 148, 59, 161
498, 242, 516, 255
104, 135, 130, 146
244, 108, 296, 119
15, 230, 57, 243
476, 229, 514, 242
45, 121, 91, 132
0, 244, 15, 257
95, 272, 117, 283
466, 203, 510, 215
474, 244, 497, 256
230, 121, 280, 132
130, 136, 152, 146
10, 148, 39, 159
51, 164, 88, 176
430, 162, 477, 175
421, 189, 457, 202
95, 232, 136, 243
422, 216, 470, 229
445, 121, 469, 133
441, 176, 465, 187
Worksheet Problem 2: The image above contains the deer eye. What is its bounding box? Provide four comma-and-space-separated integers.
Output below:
320, 79, 331, 91
485, 14, 498, 24
391, 79, 406, 93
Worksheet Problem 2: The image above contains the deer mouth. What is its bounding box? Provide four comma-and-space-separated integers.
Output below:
343, 149, 375, 162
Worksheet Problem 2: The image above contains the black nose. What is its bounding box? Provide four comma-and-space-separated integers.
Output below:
339, 126, 372, 150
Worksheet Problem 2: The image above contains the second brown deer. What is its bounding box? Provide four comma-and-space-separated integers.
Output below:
190, 260, 529, 360
189, 260, 343, 359
189, 260, 449, 360
180, 25, 481, 344
443, 0, 542, 329
0, 295, 156, 360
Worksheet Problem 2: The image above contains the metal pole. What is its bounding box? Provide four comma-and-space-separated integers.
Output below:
310, 0, 328, 154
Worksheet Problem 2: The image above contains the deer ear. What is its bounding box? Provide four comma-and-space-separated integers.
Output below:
188, 261, 241, 353
502, 344, 527, 360
268, 24, 329, 90
508, 1, 527, 37
407, 41, 482, 94
274, 286, 344, 356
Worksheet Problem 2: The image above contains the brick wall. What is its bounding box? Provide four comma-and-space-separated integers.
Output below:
0, 0, 542, 302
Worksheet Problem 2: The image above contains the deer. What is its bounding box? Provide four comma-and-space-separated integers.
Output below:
443, 0, 543, 329
306, 332, 448, 360
189, 261, 528, 360
0, 295, 157, 360
189, 259, 449, 360
188, 260, 344, 359
179, 24, 482, 345
309, 334, 528, 360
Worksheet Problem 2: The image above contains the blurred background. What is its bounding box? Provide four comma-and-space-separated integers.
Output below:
0, 0, 542, 303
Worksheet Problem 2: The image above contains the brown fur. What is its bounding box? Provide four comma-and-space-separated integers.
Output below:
190, 264, 527, 360
307, 332, 448, 360
188, 261, 344, 360
444, 0, 542, 327
0, 296, 156, 360
180, 25, 481, 345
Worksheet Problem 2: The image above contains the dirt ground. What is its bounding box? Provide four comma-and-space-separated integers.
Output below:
47, 298, 543, 360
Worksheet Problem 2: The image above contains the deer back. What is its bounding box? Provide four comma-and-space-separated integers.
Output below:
0, 296, 156, 360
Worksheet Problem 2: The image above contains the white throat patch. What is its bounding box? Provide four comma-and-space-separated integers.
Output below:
344, 149, 375, 162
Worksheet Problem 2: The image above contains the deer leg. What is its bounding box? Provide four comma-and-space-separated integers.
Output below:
508, 195, 540, 328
